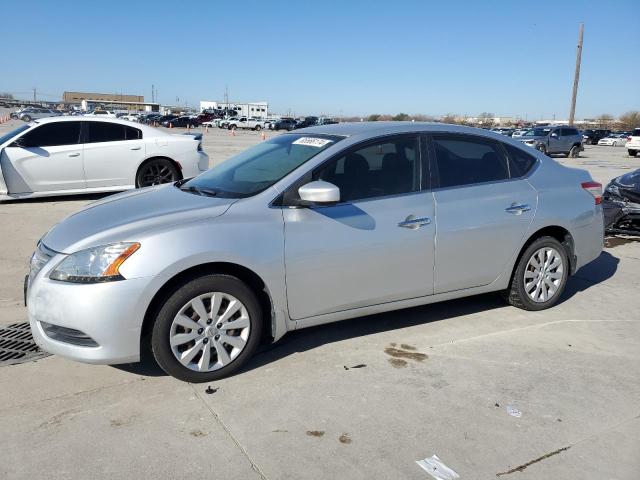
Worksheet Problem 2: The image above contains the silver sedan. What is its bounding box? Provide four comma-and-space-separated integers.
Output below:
27, 122, 604, 382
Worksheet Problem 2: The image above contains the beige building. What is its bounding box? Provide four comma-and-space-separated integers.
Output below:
63, 91, 145, 111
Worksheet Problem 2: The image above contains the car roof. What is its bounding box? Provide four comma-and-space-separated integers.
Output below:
293, 121, 519, 138
30, 115, 171, 136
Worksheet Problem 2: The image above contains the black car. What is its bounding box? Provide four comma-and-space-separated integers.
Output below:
316, 118, 338, 126
273, 118, 298, 131
603, 168, 640, 236
162, 116, 198, 128
582, 129, 611, 145
294, 116, 319, 129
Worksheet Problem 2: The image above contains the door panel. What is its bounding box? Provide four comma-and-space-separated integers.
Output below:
83, 139, 144, 187
433, 179, 537, 293
1, 121, 84, 193
284, 192, 435, 320
82, 121, 144, 187
1, 146, 85, 193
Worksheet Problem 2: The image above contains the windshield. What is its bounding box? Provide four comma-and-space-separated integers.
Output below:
182, 134, 343, 198
0, 124, 30, 145
524, 128, 551, 137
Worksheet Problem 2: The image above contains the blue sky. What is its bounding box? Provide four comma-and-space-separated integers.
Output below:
2, 0, 638, 119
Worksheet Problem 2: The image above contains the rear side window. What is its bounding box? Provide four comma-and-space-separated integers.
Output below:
125, 126, 142, 140
432, 136, 509, 188
633, 129, 640, 136
86, 122, 126, 143
503, 143, 537, 178
20, 122, 81, 148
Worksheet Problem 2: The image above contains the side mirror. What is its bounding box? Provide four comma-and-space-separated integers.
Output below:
298, 181, 340, 205
550, 132, 558, 138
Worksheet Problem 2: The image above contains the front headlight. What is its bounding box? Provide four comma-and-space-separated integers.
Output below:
49, 242, 140, 283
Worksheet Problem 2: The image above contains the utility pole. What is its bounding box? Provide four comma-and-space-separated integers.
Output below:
32, 87, 36, 102
568, 23, 584, 126
151, 84, 155, 103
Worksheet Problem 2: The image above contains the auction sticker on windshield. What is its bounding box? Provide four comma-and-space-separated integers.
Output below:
292, 137, 333, 148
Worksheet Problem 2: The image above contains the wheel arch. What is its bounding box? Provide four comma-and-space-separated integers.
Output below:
140, 262, 275, 350
135, 156, 183, 187
514, 225, 576, 276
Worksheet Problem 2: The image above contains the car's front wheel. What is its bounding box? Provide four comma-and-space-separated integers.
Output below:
503, 236, 569, 311
22, 115, 31, 122
151, 274, 263, 382
136, 158, 180, 187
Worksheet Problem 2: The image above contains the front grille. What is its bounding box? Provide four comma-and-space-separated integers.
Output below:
40, 322, 99, 347
0, 322, 50, 366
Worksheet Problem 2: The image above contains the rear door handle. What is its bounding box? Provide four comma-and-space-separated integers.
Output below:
130, 146, 142, 150
505, 203, 531, 215
68, 152, 80, 157
398, 215, 431, 229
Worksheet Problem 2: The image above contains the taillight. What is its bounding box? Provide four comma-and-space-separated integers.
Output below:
581, 181, 602, 205
628, 136, 632, 142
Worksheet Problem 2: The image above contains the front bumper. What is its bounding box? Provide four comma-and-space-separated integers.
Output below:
28, 273, 153, 364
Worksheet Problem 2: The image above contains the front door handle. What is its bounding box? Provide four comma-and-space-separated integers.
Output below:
68, 152, 80, 157
505, 203, 531, 215
398, 215, 431, 229
130, 146, 142, 150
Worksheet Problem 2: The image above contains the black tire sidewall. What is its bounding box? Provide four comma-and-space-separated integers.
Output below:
511, 237, 569, 311
151, 274, 263, 383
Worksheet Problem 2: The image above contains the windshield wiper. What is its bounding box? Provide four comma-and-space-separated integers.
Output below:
179, 185, 219, 197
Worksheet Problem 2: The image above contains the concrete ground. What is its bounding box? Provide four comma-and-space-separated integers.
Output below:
0, 113, 639, 479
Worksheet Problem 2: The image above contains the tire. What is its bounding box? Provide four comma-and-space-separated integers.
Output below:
628, 150, 637, 157
255, 125, 262, 131
503, 236, 569, 311
22, 115, 31, 122
568, 145, 580, 158
536, 144, 547, 156
136, 158, 180, 187
229, 124, 236, 130
151, 274, 263, 382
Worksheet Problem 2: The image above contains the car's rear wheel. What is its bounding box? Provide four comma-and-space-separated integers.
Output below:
503, 236, 569, 311
629, 149, 637, 157
255, 125, 262, 131
151, 274, 263, 382
136, 158, 180, 188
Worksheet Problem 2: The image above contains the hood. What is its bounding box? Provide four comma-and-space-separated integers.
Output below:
43, 184, 236, 253
614, 169, 640, 190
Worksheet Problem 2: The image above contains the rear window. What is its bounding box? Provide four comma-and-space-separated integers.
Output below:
633, 129, 640, 137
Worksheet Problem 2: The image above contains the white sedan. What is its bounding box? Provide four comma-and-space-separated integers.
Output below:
0, 117, 209, 201
598, 134, 627, 147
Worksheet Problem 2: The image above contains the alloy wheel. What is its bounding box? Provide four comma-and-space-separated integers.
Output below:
523, 247, 564, 303
169, 292, 251, 372
139, 162, 176, 187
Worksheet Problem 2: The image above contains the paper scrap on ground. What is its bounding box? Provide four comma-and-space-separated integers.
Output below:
292, 137, 333, 147
507, 405, 522, 418
416, 455, 460, 480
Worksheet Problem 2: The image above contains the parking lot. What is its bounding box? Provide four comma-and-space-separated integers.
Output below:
1, 113, 639, 479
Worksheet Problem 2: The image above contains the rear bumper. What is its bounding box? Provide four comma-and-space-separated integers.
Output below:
573, 205, 604, 271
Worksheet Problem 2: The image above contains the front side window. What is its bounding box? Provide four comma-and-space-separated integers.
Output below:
432, 135, 509, 188
20, 122, 81, 148
183, 134, 343, 198
85, 122, 127, 143
314, 136, 420, 202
